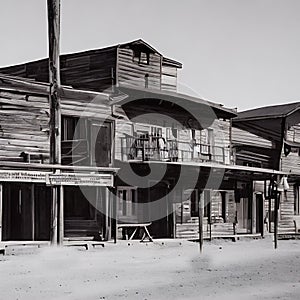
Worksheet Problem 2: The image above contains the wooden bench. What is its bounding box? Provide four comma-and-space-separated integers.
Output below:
293, 216, 300, 234
117, 223, 153, 242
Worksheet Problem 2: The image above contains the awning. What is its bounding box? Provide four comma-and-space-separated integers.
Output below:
115, 160, 287, 192
110, 86, 237, 130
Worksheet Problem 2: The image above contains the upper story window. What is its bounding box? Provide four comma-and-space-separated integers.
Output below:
132, 50, 150, 65
61, 116, 112, 167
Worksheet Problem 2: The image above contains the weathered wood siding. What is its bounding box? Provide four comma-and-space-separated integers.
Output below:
0, 89, 50, 162
279, 185, 296, 232
281, 149, 300, 175
233, 127, 275, 168
161, 65, 177, 92
117, 48, 161, 89
0, 47, 117, 93
60, 89, 111, 119
286, 123, 300, 144
282, 123, 300, 175
232, 127, 273, 148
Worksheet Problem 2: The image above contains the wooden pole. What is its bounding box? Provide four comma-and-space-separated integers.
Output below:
58, 185, 64, 245
198, 190, 204, 253
114, 190, 118, 244
47, 0, 61, 245
274, 193, 279, 249
31, 184, 35, 241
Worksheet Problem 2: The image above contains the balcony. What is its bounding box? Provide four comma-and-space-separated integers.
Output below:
118, 134, 229, 164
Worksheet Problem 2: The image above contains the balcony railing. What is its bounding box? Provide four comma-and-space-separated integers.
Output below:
118, 135, 229, 164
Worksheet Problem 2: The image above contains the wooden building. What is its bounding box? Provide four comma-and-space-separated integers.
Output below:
0, 75, 116, 242
233, 103, 300, 235
0, 39, 287, 243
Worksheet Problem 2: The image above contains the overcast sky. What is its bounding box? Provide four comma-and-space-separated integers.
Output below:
1, 0, 300, 111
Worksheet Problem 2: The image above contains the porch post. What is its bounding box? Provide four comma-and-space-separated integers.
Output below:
58, 185, 64, 245
51, 187, 58, 245
114, 189, 118, 243
31, 184, 35, 241
105, 188, 111, 240
198, 190, 204, 253
274, 192, 279, 249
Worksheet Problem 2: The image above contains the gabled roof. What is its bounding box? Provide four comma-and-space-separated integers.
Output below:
118, 39, 161, 54
0, 38, 182, 71
235, 102, 300, 121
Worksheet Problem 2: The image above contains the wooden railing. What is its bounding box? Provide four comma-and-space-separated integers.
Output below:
119, 135, 229, 164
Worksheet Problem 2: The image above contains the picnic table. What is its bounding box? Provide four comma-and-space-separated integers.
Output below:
117, 222, 153, 242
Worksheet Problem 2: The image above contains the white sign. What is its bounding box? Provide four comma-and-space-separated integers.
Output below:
47, 173, 114, 187
0, 170, 48, 183
0, 170, 114, 186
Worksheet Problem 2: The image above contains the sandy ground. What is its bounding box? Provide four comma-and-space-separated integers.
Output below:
1, 238, 300, 300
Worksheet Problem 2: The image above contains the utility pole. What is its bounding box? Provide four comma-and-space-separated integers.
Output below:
47, 0, 61, 245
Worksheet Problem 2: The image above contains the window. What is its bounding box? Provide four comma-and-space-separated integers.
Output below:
117, 187, 137, 218
132, 50, 150, 65
61, 116, 112, 167
166, 127, 178, 140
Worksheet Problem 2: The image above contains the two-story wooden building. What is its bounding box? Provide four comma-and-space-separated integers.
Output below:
0, 39, 287, 243
233, 103, 300, 235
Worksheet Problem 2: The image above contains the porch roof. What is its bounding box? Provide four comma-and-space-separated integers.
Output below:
233, 102, 300, 143
110, 86, 237, 129
123, 160, 287, 183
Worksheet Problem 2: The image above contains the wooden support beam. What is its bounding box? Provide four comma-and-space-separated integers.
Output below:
51, 186, 58, 245
114, 191, 118, 244
31, 184, 35, 241
198, 190, 204, 253
47, 0, 61, 245
58, 185, 64, 245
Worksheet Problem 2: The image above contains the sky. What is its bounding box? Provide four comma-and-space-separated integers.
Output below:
1, 0, 300, 111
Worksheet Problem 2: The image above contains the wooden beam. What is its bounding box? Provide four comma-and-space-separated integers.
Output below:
47, 0, 61, 245
58, 185, 64, 245
47, 0, 61, 165
198, 190, 204, 253
31, 184, 35, 241
51, 186, 58, 245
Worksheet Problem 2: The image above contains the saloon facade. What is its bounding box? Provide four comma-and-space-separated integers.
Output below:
0, 40, 287, 243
